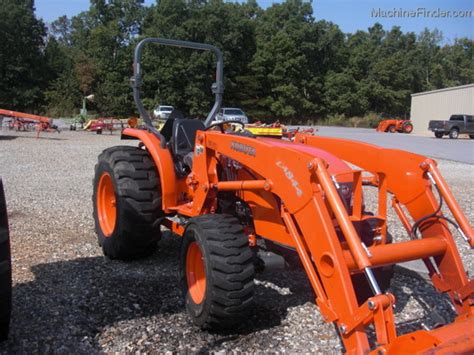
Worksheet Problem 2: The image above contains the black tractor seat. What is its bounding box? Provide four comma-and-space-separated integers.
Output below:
168, 118, 206, 176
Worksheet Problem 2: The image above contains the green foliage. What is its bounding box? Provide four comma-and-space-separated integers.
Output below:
0, 0, 473, 123
320, 112, 382, 128
0, 0, 47, 111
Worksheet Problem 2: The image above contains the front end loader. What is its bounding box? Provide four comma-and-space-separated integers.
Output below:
92, 38, 473, 354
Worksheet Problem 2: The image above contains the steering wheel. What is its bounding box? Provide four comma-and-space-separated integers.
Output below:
205, 120, 246, 133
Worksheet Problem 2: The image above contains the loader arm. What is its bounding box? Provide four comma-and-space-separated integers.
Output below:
178, 130, 474, 354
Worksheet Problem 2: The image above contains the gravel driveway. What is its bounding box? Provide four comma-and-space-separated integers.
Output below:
0, 130, 472, 353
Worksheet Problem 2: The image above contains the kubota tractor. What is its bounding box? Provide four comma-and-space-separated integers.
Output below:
376, 119, 413, 134
92, 38, 474, 354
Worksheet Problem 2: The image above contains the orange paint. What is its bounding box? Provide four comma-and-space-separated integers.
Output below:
96, 172, 116, 237
186, 242, 206, 304
120, 127, 473, 353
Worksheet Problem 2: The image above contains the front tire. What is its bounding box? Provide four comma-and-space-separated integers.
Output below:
435, 132, 443, 138
388, 125, 396, 133
180, 214, 255, 329
0, 179, 12, 341
93, 146, 163, 259
449, 128, 459, 139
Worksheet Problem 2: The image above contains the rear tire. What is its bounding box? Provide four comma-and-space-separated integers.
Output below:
93, 146, 163, 259
180, 214, 255, 329
388, 125, 396, 133
449, 128, 459, 139
0, 179, 12, 341
435, 132, 443, 138
469, 135, 474, 139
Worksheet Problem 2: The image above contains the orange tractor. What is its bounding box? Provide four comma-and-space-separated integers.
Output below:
376, 119, 413, 134
92, 38, 473, 354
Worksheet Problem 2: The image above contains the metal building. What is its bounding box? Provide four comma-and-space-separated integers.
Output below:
410, 84, 474, 135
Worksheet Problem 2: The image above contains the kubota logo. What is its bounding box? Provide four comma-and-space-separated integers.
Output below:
230, 141, 256, 157
276, 161, 303, 197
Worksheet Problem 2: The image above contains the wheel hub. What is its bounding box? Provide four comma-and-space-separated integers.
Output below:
97, 172, 117, 237
186, 242, 206, 304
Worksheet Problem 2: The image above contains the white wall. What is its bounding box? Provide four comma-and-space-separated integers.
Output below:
410, 84, 474, 135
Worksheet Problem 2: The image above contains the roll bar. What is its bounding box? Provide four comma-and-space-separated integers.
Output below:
131, 37, 224, 141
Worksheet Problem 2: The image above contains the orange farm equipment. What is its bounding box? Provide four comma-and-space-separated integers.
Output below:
244, 122, 316, 140
245, 122, 283, 138
283, 126, 317, 140
0, 109, 59, 138
376, 119, 413, 134
92, 38, 473, 354
83, 117, 124, 134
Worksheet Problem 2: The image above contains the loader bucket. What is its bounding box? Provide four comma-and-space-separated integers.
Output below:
386, 314, 474, 354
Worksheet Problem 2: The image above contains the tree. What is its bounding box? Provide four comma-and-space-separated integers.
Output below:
1, 0, 472, 121
0, 0, 47, 111
245, 1, 349, 121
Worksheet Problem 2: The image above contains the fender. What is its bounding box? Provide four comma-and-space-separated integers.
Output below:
122, 128, 177, 211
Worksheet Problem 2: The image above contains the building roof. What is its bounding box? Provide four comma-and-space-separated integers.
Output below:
411, 83, 474, 97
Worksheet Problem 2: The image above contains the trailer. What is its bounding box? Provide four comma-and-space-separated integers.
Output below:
0, 109, 59, 138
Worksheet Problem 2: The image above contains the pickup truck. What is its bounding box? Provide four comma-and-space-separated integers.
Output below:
428, 114, 474, 139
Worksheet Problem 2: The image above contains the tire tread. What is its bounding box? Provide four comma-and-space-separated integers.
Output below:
184, 214, 255, 329
93, 146, 163, 259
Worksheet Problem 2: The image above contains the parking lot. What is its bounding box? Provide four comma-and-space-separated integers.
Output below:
0, 128, 472, 353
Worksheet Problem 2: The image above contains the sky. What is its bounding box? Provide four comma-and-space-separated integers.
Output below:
35, 0, 473, 43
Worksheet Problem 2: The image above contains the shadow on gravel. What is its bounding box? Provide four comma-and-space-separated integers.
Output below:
195, 266, 316, 352
0, 136, 17, 141
0, 233, 183, 353
389, 273, 457, 335
0, 231, 459, 353
15, 135, 67, 141
0, 233, 315, 353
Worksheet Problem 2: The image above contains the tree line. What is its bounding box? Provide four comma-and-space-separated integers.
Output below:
0, 0, 472, 123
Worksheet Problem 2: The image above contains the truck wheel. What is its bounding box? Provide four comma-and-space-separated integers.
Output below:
469, 135, 474, 139
0, 179, 12, 341
180, 214, 255, 329
388, 125, 396, 133
402, 122, 413, 133
93, 146, 163, 259
435, 132, 443, 138
449, 128, 459, 139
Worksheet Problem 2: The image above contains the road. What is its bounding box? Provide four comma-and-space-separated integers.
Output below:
298, 126, 474, 164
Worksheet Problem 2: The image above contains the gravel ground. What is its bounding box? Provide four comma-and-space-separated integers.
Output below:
0, 130, 472, 353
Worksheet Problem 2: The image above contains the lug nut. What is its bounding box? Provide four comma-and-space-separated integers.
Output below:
339, 324, 347, 334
